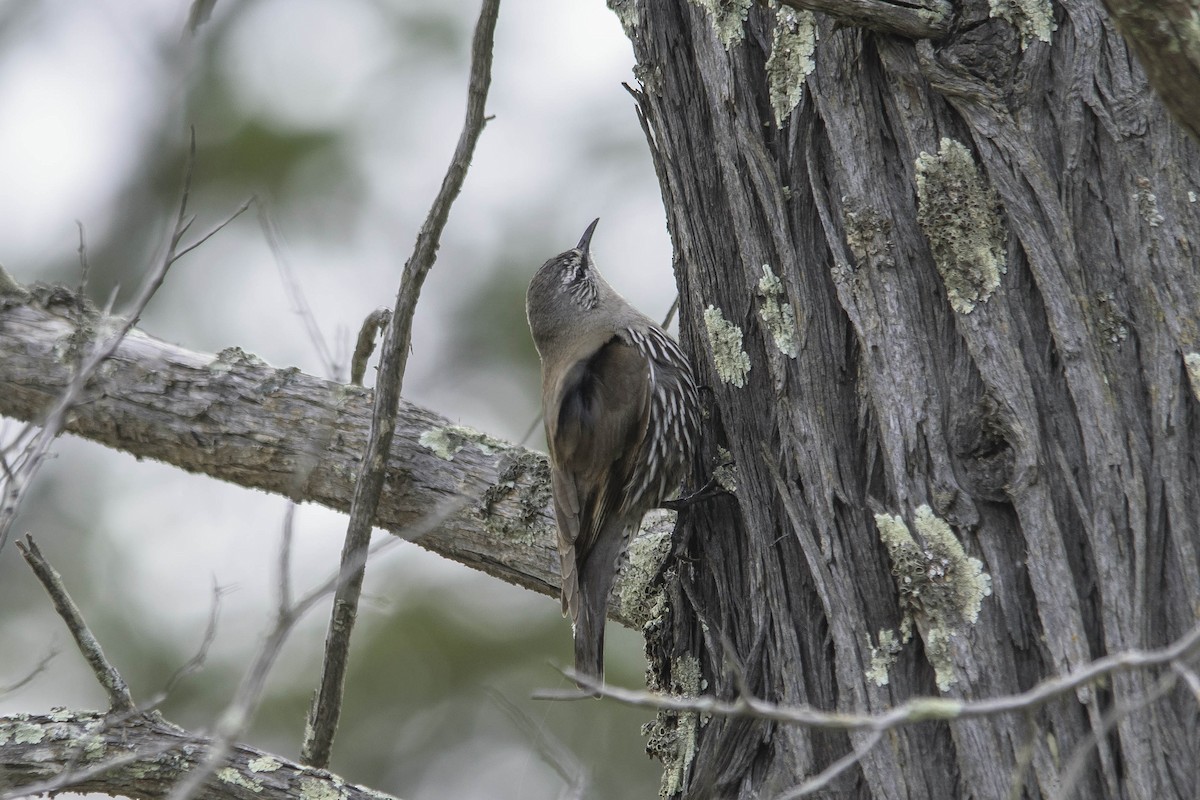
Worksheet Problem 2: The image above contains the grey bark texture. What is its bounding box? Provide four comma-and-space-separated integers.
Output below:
0, 711, 397, 800
0, 284, 563, 604
623, 0, 1200, 797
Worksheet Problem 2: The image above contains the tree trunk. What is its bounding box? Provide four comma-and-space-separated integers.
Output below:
623, 0, 1200, 797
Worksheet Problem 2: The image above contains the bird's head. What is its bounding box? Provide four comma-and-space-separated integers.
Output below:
527, 218, 604, 345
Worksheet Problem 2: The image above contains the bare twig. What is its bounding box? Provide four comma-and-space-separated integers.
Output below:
300, 0, 501, 769
350, 308, 391, 387
16, 535, 135, 712
279, 503, 297, 611
773, 729, 884, 799
166, 500, 461, 800
535, 621, 1200, 734
1172, 659, 1200, 704
0, 649, 56, 697
1052, 671, 1179, 800
489, 689, 587, 799
161, 580, 226, 697
0, 130, 250, 555
75, 220, 91, 296
259, 202, 341, 381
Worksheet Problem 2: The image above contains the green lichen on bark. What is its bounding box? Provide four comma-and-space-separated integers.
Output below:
989, 0, 1056, 47
692, 0, 753, 49
915, 138, 1008, 314
218, 767, 264, 792
1135, 176, 1165, 227
765, 7, 817, 125
703, 305, 751, 387
874, 505, 992, 691
644, 654, 706, 798
865, 628, 903, 687
756, 265, 800, 358
607, 0, 638, 36
249, 756, 283, 773
479, 450, 553, 545
616, 521, 673, 629
418, 423, 506, 461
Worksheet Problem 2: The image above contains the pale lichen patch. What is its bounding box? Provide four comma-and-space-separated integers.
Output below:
607, 0, 638, 35
915, 138, 1007, 314
480, 450, 554, 545
419, 424, 506, 461
616, 524, 672, 629
13, 720, 45, 744
874, 505, 992, 691
645, 654, 706, 798
1184, 352, 1200, 401
210, 346, 268, 373
766, 8, 817, 125
249, 756, 283, 773
298, 775, 347, 800
218, 767, 264, 793
989, 0, 1056, 47
865, 628, 903, 687
1134, 176, 1165, 227
703, 305, 751, 387
692, 0, 753, 49
756, 265, 800, 358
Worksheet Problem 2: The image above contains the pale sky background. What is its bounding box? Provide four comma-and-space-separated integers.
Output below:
0, 1, 679, 797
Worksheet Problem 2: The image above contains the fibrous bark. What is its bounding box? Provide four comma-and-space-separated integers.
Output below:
0, 711, 395, 800
624, 0, 1200, 796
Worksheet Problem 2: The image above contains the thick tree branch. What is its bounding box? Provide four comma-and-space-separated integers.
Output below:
0, 284, 634, 617
0, 711, 397, 800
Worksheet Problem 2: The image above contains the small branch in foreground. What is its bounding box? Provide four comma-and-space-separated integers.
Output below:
535, 621, 1200, 733
16, 535, 135, 712
301, 0, 501, 770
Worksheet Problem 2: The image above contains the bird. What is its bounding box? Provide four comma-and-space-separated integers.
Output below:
526, 218, 700, 684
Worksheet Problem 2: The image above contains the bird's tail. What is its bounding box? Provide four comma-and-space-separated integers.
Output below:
573, 598, 606, 689
572, 519, 629, 690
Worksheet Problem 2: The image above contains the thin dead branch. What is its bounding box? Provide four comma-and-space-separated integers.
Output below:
536, 620, 1200, 733
16, 535, 136, 712
300, 0, 501, 769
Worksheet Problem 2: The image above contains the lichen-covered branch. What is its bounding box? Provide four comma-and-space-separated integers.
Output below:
0, 284, 566, 606
0, 710, 397, 800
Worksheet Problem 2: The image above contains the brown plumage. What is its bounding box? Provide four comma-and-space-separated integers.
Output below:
526, 219, 699, 682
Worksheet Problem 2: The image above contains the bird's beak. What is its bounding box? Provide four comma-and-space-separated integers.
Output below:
577, 218, 600, 256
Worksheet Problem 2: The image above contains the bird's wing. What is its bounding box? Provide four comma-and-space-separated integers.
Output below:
546, 335, 651, 622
